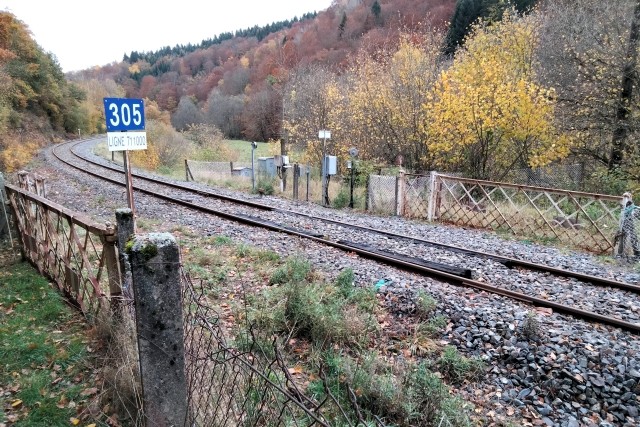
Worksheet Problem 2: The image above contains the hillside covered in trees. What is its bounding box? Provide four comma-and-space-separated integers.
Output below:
0, 13, 89, 170
2, 0, 640, 192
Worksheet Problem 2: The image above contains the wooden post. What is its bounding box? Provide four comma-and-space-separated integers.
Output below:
306, 166, 310, 202
129, 233, 188, 426
185, 159, 190, 182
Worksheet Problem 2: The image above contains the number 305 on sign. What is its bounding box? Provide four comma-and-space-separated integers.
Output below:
104, 98, 145, 131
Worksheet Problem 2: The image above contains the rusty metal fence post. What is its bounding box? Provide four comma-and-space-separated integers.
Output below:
129, 233, 188, 426
0, 173, 10, 243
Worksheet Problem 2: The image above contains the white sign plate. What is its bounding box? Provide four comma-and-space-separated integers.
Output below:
107, 131, 148, 152
318, 130, 331, 139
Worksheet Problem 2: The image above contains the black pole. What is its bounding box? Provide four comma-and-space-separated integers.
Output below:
349, 163, 355, 208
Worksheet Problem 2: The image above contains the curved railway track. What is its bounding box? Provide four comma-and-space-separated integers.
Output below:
51, 138, 640, 334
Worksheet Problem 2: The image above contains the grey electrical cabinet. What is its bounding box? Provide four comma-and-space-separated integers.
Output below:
324, 156, 337, 175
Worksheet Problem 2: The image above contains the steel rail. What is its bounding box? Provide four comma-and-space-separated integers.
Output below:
61, 139, 638, 294
51, 140, 640, 334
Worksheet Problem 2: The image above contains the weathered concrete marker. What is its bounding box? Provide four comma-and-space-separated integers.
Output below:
129, 233, 187, 426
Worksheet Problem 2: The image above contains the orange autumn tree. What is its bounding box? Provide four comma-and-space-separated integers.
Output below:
426, 11, 571, 180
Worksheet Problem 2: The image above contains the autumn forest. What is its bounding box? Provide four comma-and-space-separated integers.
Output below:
1, 0, 639, 193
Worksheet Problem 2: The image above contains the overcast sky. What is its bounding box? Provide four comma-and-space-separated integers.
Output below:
1, 0, 333, 72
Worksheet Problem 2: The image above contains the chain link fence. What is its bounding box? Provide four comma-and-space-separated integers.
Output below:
506, 163, 588, 191
182, 269, 352, 427
366, 174, 397, 215
403, 174, 431, 218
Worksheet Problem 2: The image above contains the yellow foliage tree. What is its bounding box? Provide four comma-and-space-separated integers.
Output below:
426, 11, 571, 180
347, 32, 442, 170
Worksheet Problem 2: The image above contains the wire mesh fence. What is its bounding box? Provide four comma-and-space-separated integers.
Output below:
367, 174, 397, 215
186, 160, 253, 182
506, 163, 589, 191
403, 174, 431, 219
182, 270, 350, 427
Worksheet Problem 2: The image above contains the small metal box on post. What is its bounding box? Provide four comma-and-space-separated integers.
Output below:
274, 155, 290, 192
322, 155, 338, 206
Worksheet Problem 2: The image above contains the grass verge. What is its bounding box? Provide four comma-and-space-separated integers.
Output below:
0, 262, 108, 426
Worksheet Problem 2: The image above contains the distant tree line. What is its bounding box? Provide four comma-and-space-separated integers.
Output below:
122, 12, 317, 68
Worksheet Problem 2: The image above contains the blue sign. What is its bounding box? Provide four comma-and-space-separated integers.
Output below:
103, 98, 145, 132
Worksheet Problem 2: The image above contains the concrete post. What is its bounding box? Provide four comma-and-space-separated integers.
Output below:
129, 233, 188, 426
427, 171, 437, 222
395, 169, 406, 217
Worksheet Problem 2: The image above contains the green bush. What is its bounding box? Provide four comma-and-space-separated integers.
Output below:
415, 290, 437, 320
336, 268, 355, 298
309, 354, 473, 427
253, 178, 275, 195
332, 189, 351, 208
418, 315, 448, 338
437, 346, 485, 385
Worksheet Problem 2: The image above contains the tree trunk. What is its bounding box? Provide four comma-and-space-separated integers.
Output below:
609, 0, 640, 170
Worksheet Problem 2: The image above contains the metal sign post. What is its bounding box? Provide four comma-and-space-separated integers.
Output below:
104, 98, 147, 230
349, 147, 358, 209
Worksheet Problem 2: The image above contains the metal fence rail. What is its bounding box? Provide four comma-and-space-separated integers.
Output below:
4, 181, 120, 316
432, 175, 623, 254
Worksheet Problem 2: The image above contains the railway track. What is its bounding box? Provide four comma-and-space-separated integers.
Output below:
51, 138, 640, 334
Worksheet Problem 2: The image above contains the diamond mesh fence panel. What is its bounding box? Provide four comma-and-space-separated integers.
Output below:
433, 174, 623, 254
5, 177, 119, 316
